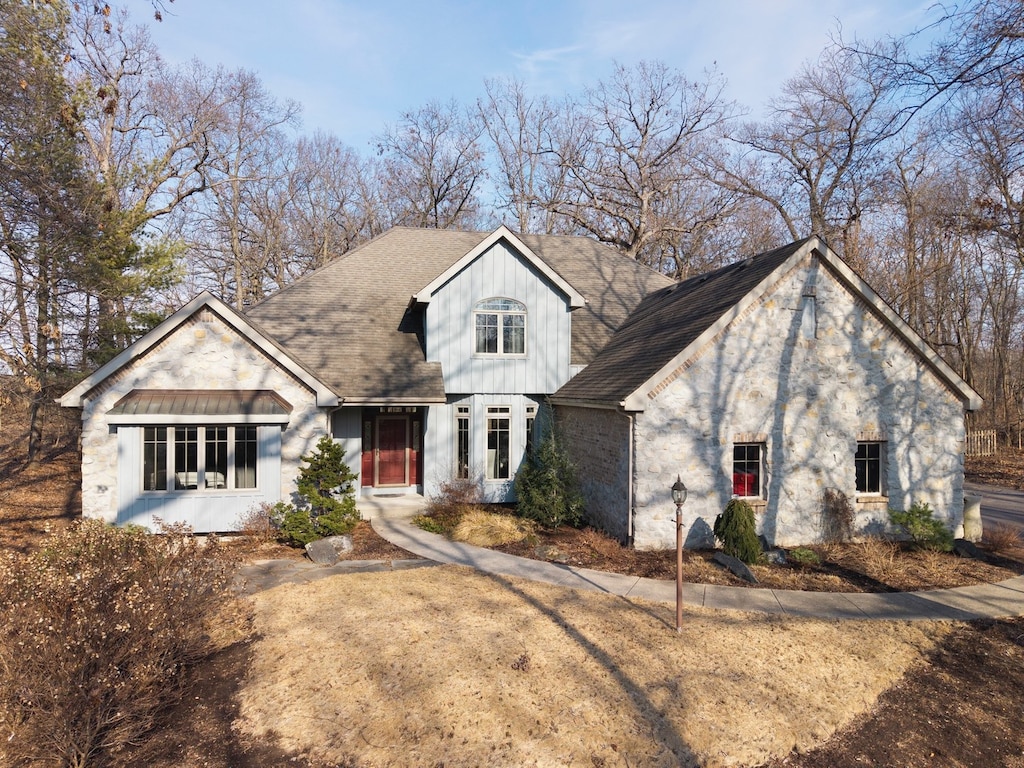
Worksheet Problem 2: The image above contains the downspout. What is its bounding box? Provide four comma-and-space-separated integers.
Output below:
627, 411, 635, 546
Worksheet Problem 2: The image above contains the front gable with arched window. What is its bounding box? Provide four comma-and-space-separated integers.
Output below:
421, 239, 576, 394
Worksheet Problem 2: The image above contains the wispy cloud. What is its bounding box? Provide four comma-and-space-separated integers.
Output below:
146, 0, 940, 147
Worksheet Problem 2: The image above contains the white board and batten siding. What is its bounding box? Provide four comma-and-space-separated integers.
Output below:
423, 394, 542, 503
425, 241, 574, 395
331, 407, 364, 487
115, 427, 283, 532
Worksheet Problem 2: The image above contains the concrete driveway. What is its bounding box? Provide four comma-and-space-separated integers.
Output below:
965, 482, 1024, 534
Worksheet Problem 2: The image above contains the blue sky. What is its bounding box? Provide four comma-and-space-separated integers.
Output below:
144, 0, 940, 151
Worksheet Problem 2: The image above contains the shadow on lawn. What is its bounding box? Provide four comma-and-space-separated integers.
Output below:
482, 570, 701, 765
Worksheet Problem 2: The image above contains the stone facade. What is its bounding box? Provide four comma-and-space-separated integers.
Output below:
78, 307, 325, 527
629, 254, 966, 549
557, 405, 632, 542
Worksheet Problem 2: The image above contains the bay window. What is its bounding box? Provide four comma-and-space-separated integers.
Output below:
143, 425, 259, 492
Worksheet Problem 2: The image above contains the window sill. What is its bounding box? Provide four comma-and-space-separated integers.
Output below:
736, 497, 767, 510
142, 489, 262, 496
855, 495, 888, 508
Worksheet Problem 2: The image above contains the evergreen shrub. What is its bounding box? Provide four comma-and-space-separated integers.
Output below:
275, 436, 360, 547
713, 498, 762, 564
514, 431, 584, 528
888, 501, 954, 552
787, 546, 821, 567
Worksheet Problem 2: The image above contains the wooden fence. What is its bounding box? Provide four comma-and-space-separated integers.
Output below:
966, 429, 998, 457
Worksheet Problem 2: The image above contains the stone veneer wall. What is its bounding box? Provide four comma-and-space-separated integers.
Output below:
78, 308, 325, 523
557, 405, 632, 543
631, 254, 967, 550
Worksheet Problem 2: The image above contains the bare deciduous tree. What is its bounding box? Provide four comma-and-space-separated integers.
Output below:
69, 7, 218, 360
375, 100, 486, 230
196, 66, 300, 308
715, 43, 901, 269
478, 78, 570, 234
546, 61, 738, 273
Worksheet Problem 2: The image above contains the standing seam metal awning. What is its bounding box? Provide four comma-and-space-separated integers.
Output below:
106, 389, 293, 424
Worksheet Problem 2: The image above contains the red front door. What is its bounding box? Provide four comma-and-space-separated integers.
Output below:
376, 417, 408, 486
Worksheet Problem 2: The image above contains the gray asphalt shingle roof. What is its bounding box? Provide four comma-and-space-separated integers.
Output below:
553, 238, 812, 405
244, 227, 672, 403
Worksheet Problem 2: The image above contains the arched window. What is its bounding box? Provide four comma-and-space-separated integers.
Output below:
474, 298, 526, 356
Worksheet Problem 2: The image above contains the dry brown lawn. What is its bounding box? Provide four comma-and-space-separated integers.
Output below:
3, 408, 1023, 766
237, 566, 948, 768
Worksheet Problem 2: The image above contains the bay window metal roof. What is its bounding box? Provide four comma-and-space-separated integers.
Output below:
107, 390, 293, 424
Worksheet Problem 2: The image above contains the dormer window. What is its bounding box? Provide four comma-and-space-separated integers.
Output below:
474, 298, 526, 356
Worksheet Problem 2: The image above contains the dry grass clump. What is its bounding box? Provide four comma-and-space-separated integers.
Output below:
234, 503, 279, 544
451, 508, 536, 547
416, 476, 481, 534
823, 538, 902, 579
238, 566, 950, 768
984, 523, 1023, 554
816, 536, 1016, 591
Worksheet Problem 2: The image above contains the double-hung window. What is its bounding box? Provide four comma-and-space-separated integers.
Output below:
732, 443, 765, 499
855, 442, 884, 495
474, 298, 526, 356
143, 425, 258, 492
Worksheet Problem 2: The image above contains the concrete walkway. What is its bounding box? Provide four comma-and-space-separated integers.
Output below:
235, 496, 1024, 621
358, 500, 1024, 622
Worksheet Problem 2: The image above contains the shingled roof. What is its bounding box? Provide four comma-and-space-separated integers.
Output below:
552, 238, 814, 407
243, 227, 672, 403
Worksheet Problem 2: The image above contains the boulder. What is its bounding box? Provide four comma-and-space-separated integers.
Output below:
953, 538, 982, 560
535, 545, 568, 564
305, 535, 354, 565
712, 551, 759, 583
763, 548, 787, 565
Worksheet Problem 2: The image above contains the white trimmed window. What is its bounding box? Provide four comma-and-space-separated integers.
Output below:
486, 406, 511, 480
732, 443, 765, 499
143, 425, 258, 492
474, 298, 526, 356
455, 406, 471, 480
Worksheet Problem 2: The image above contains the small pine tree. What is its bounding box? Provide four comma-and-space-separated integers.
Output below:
713, 499, 762, 564
888, 501, 954, 552
275, 435, 360, 547
514, 431, 585, 528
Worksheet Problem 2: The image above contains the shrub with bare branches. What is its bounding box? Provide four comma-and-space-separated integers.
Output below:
822, 487, 855, 542
983, 522, 1023, 554
235, 502, 279, 545
418, 476, 483, 534
0, 520, 240, 768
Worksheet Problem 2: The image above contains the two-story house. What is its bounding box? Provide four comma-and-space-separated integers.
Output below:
60, 227, 981, 548
60, 226, 670, 531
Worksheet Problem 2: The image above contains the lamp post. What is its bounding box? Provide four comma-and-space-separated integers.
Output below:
672, 475, 688, 633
